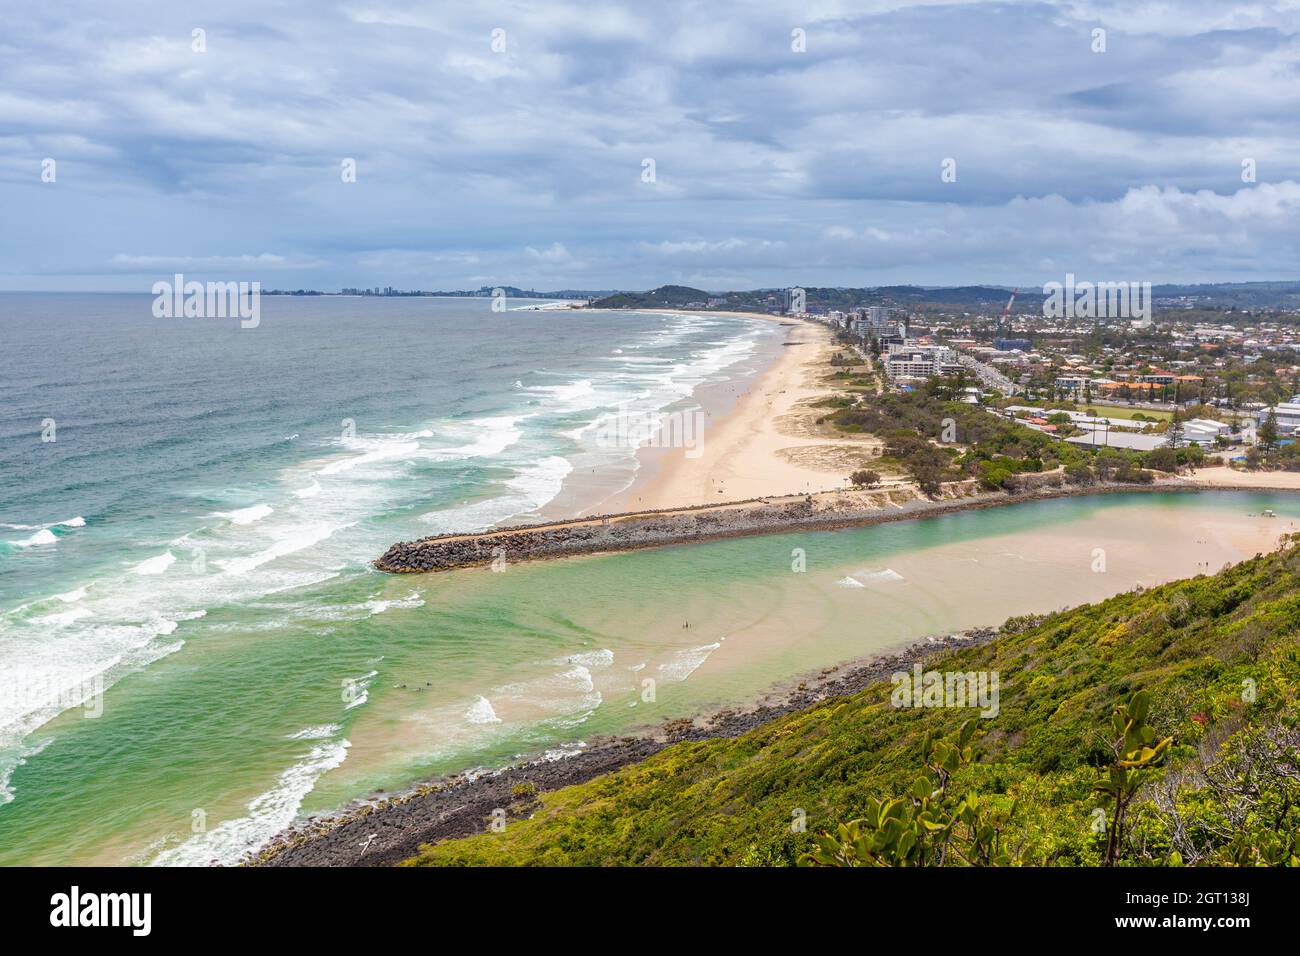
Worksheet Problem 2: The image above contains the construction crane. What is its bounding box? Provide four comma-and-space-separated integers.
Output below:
997, 288, 1018, 342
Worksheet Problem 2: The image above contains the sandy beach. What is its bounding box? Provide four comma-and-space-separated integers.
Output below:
592, 311, 881, 513
1182, 465, 1300, 489
268, 489, 1299, 867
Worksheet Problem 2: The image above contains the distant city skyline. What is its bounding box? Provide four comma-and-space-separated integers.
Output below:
4, 0, 1300, 292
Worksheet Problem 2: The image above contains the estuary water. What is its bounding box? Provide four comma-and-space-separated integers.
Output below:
0, 293, 1293, 865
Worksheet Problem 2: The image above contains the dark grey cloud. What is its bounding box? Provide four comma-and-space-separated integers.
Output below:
2, 0, 1300, 290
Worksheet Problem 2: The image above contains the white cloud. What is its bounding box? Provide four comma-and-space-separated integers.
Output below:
2, 0, 1300, 289
109, 253, 319, 271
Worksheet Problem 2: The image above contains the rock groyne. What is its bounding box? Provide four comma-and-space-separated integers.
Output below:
373, 479, 1197, 573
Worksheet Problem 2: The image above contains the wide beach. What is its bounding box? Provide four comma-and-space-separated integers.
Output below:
588, 310, 880, 513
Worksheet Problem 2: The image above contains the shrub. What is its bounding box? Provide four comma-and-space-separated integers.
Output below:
850, 469, 881, 488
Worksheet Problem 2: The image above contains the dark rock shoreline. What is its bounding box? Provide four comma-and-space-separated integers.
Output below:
251, 626, 999, 867
254, 480, 1288, 867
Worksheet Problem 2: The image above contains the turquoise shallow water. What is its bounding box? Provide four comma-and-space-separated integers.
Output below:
0, 294, 776, 862
1, 296, 1296, 866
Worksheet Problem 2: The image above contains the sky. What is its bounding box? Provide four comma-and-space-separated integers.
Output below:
3, 0, 1300, 292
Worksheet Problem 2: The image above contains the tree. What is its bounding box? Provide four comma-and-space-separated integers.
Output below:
1260, 408, 1279, 451
850, 469, 881, 488
1145, 447, 1177, 473
1165, 408, 1184, 448
907, 463, 942, 497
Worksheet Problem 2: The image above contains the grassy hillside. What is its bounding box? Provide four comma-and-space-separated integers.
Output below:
590, 286, 712, 309
407, 542, 1300, 867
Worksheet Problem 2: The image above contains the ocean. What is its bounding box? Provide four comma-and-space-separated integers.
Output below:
0, 294, 775, 863
1, 293, 1296, 866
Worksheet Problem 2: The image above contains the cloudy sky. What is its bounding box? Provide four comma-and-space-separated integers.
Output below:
3, 0, 1300, 291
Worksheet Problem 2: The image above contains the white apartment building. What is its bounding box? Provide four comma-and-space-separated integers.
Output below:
850, 305, 892, 338
885, 342, 961, 381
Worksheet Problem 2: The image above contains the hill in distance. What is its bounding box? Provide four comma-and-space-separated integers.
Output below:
588, 281, 1300, 314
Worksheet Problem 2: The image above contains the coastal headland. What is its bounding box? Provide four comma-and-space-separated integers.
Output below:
254, 626, 999, 867
278, 308, 1300, 867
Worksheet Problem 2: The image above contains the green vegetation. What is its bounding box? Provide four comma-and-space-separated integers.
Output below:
1259, 409, 1279, 451
407, 543, 1300, 867
801, 720, 1016, 867
590, 285, 713, 310
1094, 690, 1172, 865
822, 381, 1159, 494
1086, 404, 1173, 422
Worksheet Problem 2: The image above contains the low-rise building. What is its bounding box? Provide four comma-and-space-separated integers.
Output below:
1257, 402, 1300, 435
1182, 418, 1232, 445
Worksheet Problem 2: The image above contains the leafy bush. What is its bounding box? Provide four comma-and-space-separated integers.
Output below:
407, 543, 1300, 867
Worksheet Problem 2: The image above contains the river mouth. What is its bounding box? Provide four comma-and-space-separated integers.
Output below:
2, 489, 1296, 865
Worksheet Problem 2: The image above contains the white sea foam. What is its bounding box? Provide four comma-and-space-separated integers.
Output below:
286, 724, 339, 740
216, 504, 274, 525
419, 455, 572, 532
0, 636, 187, 802
32, 607, 93, 627
319, 439, 421, 476
530, 378, 595, 406
362, 592, 424, 616
218, 523, 340, 575
150, 736, 351, 866
559, 648, 614, 668
541, 741, 587, 761
10, 528, 58, 547
657, 642, 722, 682
506, 455, 572, 509
465, 695, 502, 724
491, 663, 604, 722
133, 552, 176, 575
426, 414, 525, 461
0, 311, 773, 821
344, 670, 378, 710
0, 740, 50, 805
845, 568, 905, 585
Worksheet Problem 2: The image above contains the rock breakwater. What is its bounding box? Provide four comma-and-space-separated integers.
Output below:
374, 479, 1193, 574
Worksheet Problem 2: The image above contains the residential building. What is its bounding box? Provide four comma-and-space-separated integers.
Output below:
885, 342, 962, 381
1257, 402, 1300, 435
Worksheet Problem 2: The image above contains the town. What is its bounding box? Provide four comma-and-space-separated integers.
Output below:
796, 285, 1300, 471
